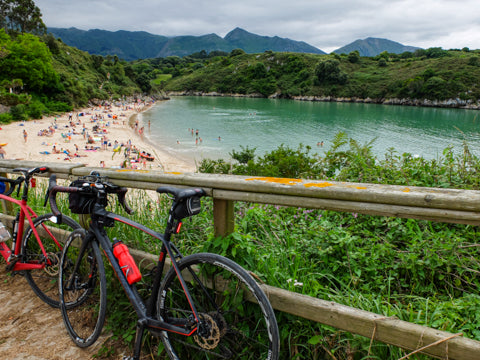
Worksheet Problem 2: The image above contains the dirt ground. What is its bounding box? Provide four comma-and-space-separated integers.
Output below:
0, 271, 123, 360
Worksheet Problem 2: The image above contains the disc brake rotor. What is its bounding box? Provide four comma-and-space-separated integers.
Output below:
194, 313, 222, 350
43, 252, 60, 276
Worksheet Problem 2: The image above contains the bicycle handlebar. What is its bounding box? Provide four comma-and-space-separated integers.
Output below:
47, 174, 134, 217
47, 174, 74, 217
14, 166, 49, 179
0, 176, 24, 196
0, 166, 50, 197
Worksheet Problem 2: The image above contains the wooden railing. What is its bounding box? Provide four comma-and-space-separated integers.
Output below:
0, 159, 479, 359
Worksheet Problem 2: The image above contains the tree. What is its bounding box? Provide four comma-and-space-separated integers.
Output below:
230, 48, 246, 57
250, 62, 267, 78
314, 58, 347, 85
1, 78, 23, 93
3, 0, 46, 35
347, 50, 360, 63
0, 28, 11, 58
378, 58, 387, 67
0, 33, 58, 92
136, 73, 152, 93
0, 0, 10, 30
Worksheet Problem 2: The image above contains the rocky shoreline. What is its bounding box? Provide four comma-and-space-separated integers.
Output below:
167, 91, 480, 110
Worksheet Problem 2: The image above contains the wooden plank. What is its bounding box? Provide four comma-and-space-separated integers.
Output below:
213, 189, 480, 225
0, 159, 84, 180
262, 285, 480, 360
70, 167, 480, 213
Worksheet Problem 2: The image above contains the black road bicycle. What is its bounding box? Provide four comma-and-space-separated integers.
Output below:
48, 172, 280, 359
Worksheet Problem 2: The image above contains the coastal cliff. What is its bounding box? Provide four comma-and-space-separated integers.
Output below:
167, 91, 480, 110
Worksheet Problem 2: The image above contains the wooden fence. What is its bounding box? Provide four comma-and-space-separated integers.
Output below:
0, 159, 479, 359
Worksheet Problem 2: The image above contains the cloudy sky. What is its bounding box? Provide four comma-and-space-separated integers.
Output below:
35, 0, 480, 53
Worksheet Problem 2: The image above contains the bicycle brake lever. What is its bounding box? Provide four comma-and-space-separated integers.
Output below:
43, 189, 49, 207
16, 181, 21, 198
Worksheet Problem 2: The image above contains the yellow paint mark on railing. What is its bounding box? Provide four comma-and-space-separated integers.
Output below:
245, 177, 302, 185
304, 182, 334, 188
349, 185, 367, 190
114, 169, 151, 173
402, 188, 411, 192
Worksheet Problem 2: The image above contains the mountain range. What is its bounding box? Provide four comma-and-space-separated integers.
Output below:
47, 27, 421, 61
333, 37, 420, 57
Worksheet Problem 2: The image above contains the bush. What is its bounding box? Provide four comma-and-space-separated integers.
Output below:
27, 100, 46, 119
347, 51, 360, 63
10, 104, 27, 120
0, 92, 22, 106
0, 113, 13, 124
314, 58, 347, 85
230, 48, 246, 57
378, 58, 387, 67
230, 145, 256, 164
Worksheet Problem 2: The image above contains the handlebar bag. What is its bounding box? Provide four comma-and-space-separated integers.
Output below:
68, 179, 96, 214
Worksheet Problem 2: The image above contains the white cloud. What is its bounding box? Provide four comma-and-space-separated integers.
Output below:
35, 0, 480, 51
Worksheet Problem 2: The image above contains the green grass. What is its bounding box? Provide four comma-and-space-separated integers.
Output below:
151, 74, 172, 85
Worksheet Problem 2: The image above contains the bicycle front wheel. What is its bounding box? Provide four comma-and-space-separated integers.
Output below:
157, 253, 280, 360
23, 213, 81, 307
59, 230, 107, 348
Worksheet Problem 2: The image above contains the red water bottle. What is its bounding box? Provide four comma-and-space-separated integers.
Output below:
113, 239, 142, 284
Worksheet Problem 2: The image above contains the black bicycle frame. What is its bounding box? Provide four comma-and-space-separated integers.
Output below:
83, 207, 203, 337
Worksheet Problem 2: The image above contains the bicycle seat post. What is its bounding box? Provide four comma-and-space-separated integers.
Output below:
165, 199, 181, 239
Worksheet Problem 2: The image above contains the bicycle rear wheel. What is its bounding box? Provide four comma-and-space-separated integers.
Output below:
59, 230, 107, 348
157, 253, 279, 360
23, 213, 81, 307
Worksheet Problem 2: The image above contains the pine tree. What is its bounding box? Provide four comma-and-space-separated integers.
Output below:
1, 0, 46, 35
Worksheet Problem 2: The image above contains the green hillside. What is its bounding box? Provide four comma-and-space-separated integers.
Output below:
0, 29, 149, 122
161, 48, 480, 103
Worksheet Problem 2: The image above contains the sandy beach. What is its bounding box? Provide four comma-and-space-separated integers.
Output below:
0, 101, 196, 173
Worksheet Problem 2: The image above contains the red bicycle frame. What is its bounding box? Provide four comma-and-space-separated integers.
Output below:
0, 193, 62, 271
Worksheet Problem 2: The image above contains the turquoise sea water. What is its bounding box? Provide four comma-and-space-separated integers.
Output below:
140, 96, 480, 163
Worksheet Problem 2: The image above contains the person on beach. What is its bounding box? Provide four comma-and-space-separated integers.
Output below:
23, 129, 27, 142
102, 135, 108, 150
0, 145, 6, 159
0, 100, 192, 172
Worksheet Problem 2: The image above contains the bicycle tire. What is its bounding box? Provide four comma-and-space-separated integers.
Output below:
59, 230, 107, 348
157, 252, 280, 360
23, 213, 81, 308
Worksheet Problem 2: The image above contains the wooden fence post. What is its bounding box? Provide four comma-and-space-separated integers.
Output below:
213, 198, 234, 237
0, 171, 13, 216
